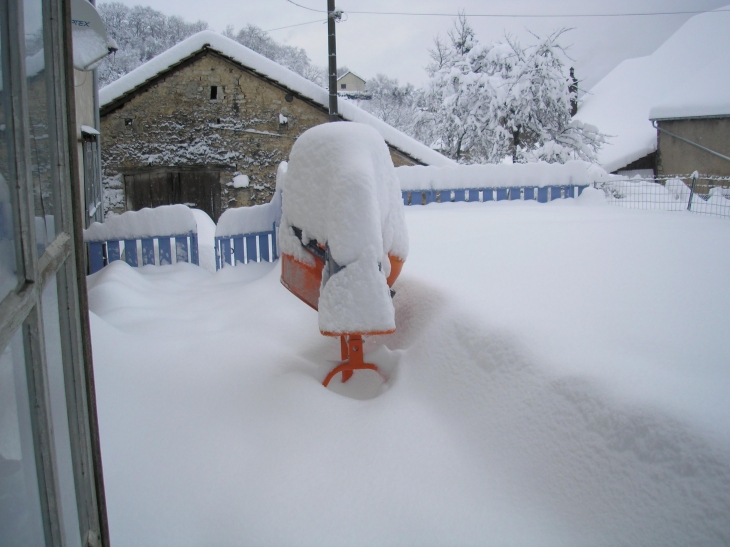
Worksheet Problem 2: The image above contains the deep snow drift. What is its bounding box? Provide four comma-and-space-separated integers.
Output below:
89, 196, 730, 546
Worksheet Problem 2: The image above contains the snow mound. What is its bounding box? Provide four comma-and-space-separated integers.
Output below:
86, 202, 730, 545
84, 204, 197, 241
280, 122, 407, 334
189, 209, 216, 273
397, 160, 612, 191
231, 174, 249, 188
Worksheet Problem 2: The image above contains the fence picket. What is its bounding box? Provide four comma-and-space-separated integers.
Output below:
159, 237, 172, 265
260, 234, 271, 262
107, 240, 121, 262
124, 240, 138, 267
233, 236, 244, 265
246, 234, 258, 263
141, 238, 155, 266
222, 238, 232, 266
88, 242, 104, 274
175, 236, 189, 263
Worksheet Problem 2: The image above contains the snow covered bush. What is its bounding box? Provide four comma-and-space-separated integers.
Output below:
280, 122, 408, 334
418, 16, 606, 164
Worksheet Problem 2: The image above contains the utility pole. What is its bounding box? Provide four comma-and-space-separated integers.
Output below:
327, 0, 339, 121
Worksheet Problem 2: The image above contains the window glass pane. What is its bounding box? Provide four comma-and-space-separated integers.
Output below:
0, 12, 19, 300
43, 274, 82, 546
0, 330, 45, 547
24, 0, 55, 256
83, 136, 102, 227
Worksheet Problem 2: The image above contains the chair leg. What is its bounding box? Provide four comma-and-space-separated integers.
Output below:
323, 335, 378, 387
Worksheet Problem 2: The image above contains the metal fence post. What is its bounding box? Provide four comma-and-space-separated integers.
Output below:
687, 170, 698, 211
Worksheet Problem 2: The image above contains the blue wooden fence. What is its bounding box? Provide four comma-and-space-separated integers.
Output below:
402, 185, 589, 205
215, 223, 278, 270
86, 232, 199, 274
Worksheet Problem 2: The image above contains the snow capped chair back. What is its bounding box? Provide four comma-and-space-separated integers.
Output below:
280, 122, 409, 387
280, 122, 408, 336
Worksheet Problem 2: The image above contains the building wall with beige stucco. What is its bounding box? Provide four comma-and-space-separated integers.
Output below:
337, 72, 366, 92
101, 51, 416, 219
656, 117, 730, 180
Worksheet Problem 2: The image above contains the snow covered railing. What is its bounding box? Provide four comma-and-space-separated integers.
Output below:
215, 223, 278, 269
84, 205, 199, 274
402, 185, 587, 205
396, 161, 609, 205
214, 177, 282, 270
597, 174, 730, 218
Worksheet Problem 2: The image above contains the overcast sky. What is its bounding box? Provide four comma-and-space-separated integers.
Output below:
110, 0, 729, 91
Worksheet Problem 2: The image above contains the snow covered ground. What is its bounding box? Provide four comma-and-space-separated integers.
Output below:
89, 192, 730, 546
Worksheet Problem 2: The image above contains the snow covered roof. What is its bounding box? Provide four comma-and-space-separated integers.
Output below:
649, 60, 730, 120
100, 31, 453, 167
575, 7, 730, 172
336, 71, 366, 83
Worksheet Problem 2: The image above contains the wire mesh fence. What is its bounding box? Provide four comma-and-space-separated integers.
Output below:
596, 173, 730, 219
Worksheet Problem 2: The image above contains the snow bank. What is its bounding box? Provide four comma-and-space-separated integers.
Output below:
280, 122, 408, 334
88, 200, 730, 546
84, 204, 197, 242
575, 7, 730, 172
396, 160, 612, 191
215, 163, 284, 238
100, 31, 454, 168
189, 209, 216, 273
231, 174, 249, 188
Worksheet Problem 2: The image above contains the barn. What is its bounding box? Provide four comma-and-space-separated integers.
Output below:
99, 31, 452, 222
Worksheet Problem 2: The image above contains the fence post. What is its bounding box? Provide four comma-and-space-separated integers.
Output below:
687, 170, 698, 211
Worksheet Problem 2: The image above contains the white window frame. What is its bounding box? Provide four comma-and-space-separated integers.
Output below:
0, 0, 109, 545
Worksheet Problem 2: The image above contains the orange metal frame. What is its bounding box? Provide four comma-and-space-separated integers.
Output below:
281, 249, 405, 387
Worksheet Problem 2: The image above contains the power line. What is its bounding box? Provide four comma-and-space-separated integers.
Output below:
284, 0, 730, 19
285, 0, 325, 13
347, 8, 730, 18
266, 18, 326, 32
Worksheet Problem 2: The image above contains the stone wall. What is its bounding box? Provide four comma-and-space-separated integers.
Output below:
101, 51, 417, 218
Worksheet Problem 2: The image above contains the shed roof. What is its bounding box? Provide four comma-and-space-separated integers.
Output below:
336, 71, 366, 83
574, 7, 730, 172
100, 31, 453, 167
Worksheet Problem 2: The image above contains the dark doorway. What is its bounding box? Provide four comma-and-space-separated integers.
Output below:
124, 167, 222, 222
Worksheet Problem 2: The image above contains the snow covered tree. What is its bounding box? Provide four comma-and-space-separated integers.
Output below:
357, 74, 421, 136
421, 16, 605, 164
223, 24, 325, 87
97, 6, 325, 88
97, 3, 208, 86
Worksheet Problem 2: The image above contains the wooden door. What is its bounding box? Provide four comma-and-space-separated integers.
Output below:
124, 169, 222, 222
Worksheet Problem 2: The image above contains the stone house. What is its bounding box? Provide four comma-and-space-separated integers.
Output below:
99, 31, 452, 222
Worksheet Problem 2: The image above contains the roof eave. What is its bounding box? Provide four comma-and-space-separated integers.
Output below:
650, 113, 730, 122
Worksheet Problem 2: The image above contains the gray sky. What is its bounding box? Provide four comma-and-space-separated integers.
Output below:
110, 0, 729, 91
